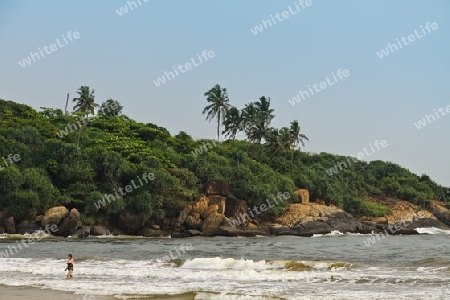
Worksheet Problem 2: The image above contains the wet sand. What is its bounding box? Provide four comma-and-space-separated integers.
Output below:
1, 285, 114, 300
1, 285, 197, 300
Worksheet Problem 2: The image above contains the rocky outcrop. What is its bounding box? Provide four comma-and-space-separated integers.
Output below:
428, 200, 450, 226
360, 196, 449, 232
91, 226, 110, 236
16, 220, 40, 234
224, 198, 249, 220
4, 216, 16, 234
57, 208, 81, 236
201, 212, 225, 236
42, 206, 69, 227
294, 189, 309, 204
177, 184, 259, 236
275, 203, 373, 236
118, 213, 148, 234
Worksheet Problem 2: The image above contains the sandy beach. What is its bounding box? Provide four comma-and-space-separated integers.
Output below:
1, 285, 197, 300
1, 285, 114, 300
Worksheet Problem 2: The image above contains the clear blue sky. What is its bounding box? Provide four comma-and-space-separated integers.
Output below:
0, 0, 449, 186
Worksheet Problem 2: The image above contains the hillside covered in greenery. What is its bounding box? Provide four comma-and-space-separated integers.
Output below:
0, 86, 448, 226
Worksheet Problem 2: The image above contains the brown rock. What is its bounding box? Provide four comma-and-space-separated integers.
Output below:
191, 195, 209, 214
139, 228, 165, 237
0, 211, 4, 226
203, 180, 229, 196
202, 205, 219, 219
69, 208, 80, 220
428, 200, 450, 226
35, 215, 44, 224
362, 196, 436, 226
217, 225, 268, 237
276, 203, 371, 235
225, 198, 249, 219
208, 195, 226, 214
178, 203, 193, 224
91, 226, 110, 236
42, 206, 69, 227
294, 189, 309, 204
57, 217, 78, 236
201, 212, 225, 236
4, 216, 16, 234
118, 213, 148, 234
16, 220, 40, 235
185, 214, 202, 229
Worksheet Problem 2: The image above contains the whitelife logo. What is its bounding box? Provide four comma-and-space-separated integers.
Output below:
153, 50, 215, 87
376, 22, 438, 59
18, 31, 81, 68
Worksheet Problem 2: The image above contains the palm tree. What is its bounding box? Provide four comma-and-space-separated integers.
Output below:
241, 97, 275, 144
264, 127, 291, 159
254, 96, 274, 129
202, 84, 231, 141
289, 120, 309, 160
72, 86, 98, 116
222, 106, 242, 140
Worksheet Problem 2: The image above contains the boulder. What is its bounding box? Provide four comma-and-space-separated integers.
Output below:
53, 208, 81, 236
202, 205, 219, 219
35, 215, 44, 224
0, 211, 3, 226
201, 212, 225, 236
178, 203, 193, 224
191, 195, 209, 215
139, 228, 165, 237
293, 221, 331, 236
294, 189, 309, 204
42, 206, 69, 227
203, 180, 229, 196
57, 217, 79, 236
73, 227, 90, 238
185, 214, 202, 229
91, 226, 110, 236
69, 208, 80, 220
276, 203, 369, 236
4, 216, 16, 234
118, 213, 147, 234
16, 220, 40, 235
225, 198, 249, 219
428, 200, 450, 226
217, 225, 268, 237
207, 195, 226, 214
187, 229, 202, 236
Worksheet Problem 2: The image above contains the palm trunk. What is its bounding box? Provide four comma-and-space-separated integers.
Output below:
217, 111, 220, 142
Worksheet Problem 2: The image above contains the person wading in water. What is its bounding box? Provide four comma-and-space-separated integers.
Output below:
65, 253, 74, 279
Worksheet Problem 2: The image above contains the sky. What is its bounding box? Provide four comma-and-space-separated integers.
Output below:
0, 0, 448, 187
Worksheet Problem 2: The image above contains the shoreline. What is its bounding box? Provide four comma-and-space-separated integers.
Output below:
0, 285, 197, 300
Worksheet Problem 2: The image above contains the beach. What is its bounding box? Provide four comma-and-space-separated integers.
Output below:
1, 233, 450, 299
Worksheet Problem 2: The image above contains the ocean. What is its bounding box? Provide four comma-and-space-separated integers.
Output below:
0, 229, 449, 299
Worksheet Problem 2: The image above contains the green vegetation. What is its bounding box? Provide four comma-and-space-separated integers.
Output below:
0, 85, 448, 225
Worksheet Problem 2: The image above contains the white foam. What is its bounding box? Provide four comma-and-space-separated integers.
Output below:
416, 227, 450, 235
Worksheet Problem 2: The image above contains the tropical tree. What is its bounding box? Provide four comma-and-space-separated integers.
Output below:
264, 127, 291, 159
241, 97, 274, 144
289, 120, 309, 160
202, 84, 231, 141
254, 96, 274, 129
99, 99, 123, 117
73, 86, 98, 116
222, 106, 242, 140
